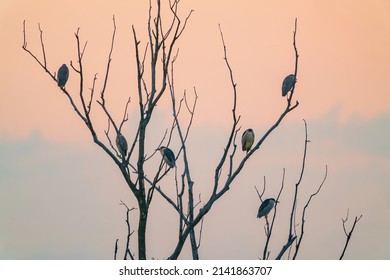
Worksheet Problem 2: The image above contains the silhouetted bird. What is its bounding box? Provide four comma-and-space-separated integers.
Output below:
282, 74, 296, 97
57, 64, 69, 88
116, 133, 128, 158
257, 198, 278, 225
157, 146, 175, 168
242, 128, 255, 154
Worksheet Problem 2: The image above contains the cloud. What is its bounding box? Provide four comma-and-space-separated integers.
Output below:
0, 132, 132, 259
0, 106, 389, 259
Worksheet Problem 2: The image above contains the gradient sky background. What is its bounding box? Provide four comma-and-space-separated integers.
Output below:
0, 0, 389, 259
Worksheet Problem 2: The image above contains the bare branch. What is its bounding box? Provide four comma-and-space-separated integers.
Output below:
339, 211, 362, 260
254, 176, 266, 202
87, 73, 98, 115
169, 0, 194, 39
119, 97, 131, 132
289, 119, 309, 240
22, 21, 89, 124
149, 0, 192, 109
132, 25, 145, 118
74, 28, 88, 117
177, 172, 185, 236
119, 201, 136, 260
80, 41, 88, 60
104, 119, 120, 158
262, 169, 286, 259
293, 165, 328, 259
228, 127, 241, 178
37, 23, 47, 68
166, 46, 199, 259
212, 25, 241, 196
197, 217, 205, 249
182, 88, 198, 143
101, 15, 117, 100
276, 236, 297, 260
288, 18, 299, 104
97, 100, 120, 134
114, 239, 119, 260
154, 186, 189, 225
22, 21, 56, 82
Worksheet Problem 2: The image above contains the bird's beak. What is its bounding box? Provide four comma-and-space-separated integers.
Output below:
276, 200, 280, 204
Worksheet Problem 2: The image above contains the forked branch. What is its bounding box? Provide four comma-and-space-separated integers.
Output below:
293, 165, 328, 259
339, 210, 362, 260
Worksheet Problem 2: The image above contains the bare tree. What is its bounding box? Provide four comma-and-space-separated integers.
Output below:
23, 1, 361, 259
23, 0, 194, 260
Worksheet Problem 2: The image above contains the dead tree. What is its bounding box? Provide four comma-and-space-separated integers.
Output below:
23, 0, 194, 259
23, 1, 359, 260
22, 2, 298, 259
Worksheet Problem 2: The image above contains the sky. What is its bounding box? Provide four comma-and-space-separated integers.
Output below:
0, 0, 389, 260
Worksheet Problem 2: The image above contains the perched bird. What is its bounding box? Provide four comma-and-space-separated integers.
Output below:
281, 74, 296, 97
257, 198, 278, 225
116, 133, 128, 158
157, 146, 175, 168
57, 64, 69, 88
242, 128, 255, 154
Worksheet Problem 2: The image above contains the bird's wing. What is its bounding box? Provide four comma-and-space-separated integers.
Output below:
282, 77, 289, 96
257, 199, 271, 218
247, 130, 254, 146
242, 130, 248, 150
164, 148, 175, 167
58, 65, 69, 86
121, 135, 128, 152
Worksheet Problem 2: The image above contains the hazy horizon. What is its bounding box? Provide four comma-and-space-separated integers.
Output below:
0, 0, 389, 259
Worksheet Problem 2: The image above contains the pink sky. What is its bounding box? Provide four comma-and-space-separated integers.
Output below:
0, 0, 389, 259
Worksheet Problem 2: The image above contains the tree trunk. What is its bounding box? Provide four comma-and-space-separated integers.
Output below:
137, 198, 148, 260
189, 230, 199, 260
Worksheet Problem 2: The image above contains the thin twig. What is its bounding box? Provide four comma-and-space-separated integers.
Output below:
119, 97, 131, 132
212, 24, 241, 197
339, 210, 362, 260
289, 119, 309, 240
120, 201, 136, 260
38, 23, 47, 68
254, 176, 266, 202
114, 239, 119, 260
101, 15, 117, 100
87, 73, 98, 115
197, 217, 205, 249
293, 165, 328, 259
262, 169, 285, 259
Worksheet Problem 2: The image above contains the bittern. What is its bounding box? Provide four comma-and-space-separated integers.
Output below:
57, 64, 69, 88
257, 198, 278, 225
242, 128, 255, 154
282, 74, 296, 97
157, 146, 175, 168
116, 133, 128, 158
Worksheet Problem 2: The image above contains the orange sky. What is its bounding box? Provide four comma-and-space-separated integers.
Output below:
0, 0, 389, 260
1, 0, 389, 140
